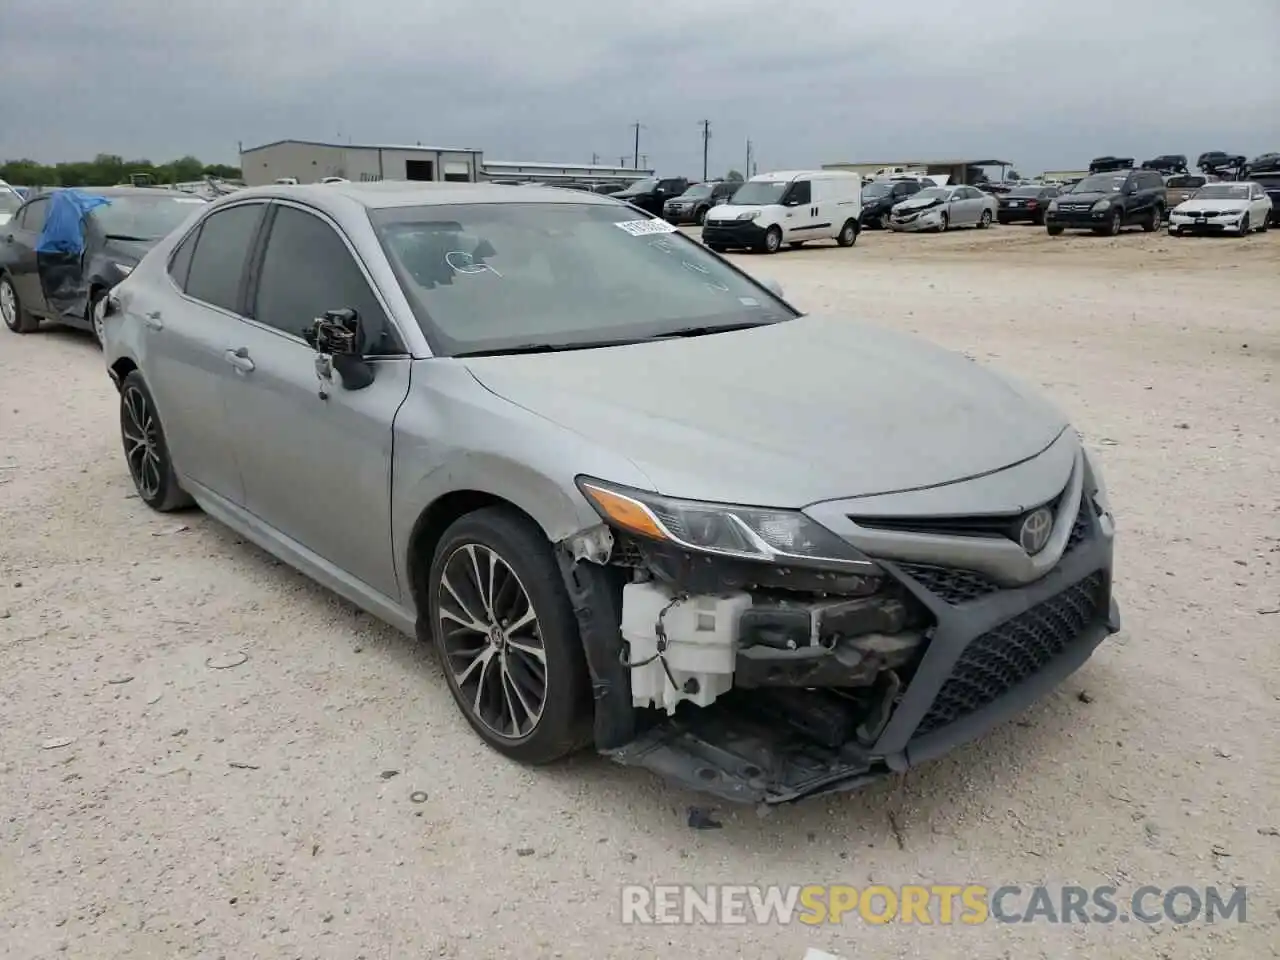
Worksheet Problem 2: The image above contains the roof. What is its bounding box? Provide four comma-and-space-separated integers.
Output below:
483, 160, 651, 173
752, 169, 862, 181
240, 138, 484, 155
824, 158, 1014, 168
24, 186, 207, 199
223, 180, 621, 210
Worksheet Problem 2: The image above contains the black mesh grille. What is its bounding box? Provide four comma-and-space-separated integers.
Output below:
895, 563, 1000, 604
913, 572, 1106, 735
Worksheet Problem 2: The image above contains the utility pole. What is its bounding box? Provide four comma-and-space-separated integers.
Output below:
630, 122, 643, 168
745, 139, 752, 180
639, 154, 648, 169
619, 155, 627, 167
699, 120, 711, 181
591, 152, 600, 165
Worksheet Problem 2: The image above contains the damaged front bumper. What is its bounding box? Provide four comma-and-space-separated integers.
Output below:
566, 495, 1120, 806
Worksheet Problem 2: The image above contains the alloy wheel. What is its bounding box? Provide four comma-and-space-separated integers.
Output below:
121, 384, 163, 500
436, 543, 547, 740
91, 296, 107, 346
0, 280, 16, 331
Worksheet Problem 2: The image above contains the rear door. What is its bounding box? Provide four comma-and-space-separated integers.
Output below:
146, 200, 268, 505
4, 196, 52, 315
219, 200, 412, 601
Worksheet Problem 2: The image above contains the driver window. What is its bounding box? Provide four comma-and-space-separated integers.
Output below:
252, 206, 402, 356
20, 198, 49, 232
784, 180, 811, 205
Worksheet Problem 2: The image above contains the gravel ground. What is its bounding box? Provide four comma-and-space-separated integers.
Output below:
1, 225, 1278, 960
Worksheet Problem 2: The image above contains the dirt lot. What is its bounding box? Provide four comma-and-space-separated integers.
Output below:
2, 225, 1278, 960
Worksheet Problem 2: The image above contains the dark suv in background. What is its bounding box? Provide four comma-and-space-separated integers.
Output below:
612, 176, 690, 216
1045, 168, 1165, 236
663, 181, 739, 224
997, 185, 1060, 225
859, 179, 926, 229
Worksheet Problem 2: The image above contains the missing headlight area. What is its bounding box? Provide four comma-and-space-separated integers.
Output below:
558, 526, 938, 803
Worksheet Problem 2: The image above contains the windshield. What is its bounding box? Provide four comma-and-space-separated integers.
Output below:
1072, 174, 1127, 194
370, 203, 794, 356
915, 187, 950, 200
617, 178, 657, 194
729, 181, 788, 205
89, 194, 207, 241
0, 189, 20, 214
1165, 175, 1206, 189
862, 183, 892, 198
1194, 184, 1251, 200
679, 185, 713, 199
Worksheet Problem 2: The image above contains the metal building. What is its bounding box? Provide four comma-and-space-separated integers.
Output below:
239, 139, 485, 186
480, 160, 653, 188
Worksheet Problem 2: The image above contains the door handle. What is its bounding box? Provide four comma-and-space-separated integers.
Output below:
224, 347, 255, 373
143, 310, 164, 331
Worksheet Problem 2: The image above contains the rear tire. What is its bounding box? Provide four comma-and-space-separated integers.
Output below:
1, 275, 39, 334
836, 219, 858, 247
1142, 205, 1162, 232
427, 507, 592, 764
119, 371, 194, 512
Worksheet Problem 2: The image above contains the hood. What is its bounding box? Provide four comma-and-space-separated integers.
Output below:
1174, 197, 1249, 213
705, 203, 761, 221
461, 315, 1068, 507
1058, 191, 1113, 204
894, 195, 945, 212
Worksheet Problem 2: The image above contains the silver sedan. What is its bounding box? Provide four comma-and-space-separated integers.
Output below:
890, 185, 999, 232
100, 182, 1119, 805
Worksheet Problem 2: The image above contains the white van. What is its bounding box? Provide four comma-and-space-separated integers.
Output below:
701, 170, 862, 253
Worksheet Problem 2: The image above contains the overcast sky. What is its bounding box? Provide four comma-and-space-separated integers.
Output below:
2, 0, 1277, 176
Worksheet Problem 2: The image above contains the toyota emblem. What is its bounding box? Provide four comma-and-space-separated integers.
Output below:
1018, 507, 1054, 554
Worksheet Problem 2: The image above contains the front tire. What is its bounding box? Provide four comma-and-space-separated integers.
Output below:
1047, 224, 1064, 236
88, 289, 107, 347
119, 371, 194, 512
1238, 214, 1251, 236
762, 225, 783, 254
695, 206, 708, 226
428, 507, 592, 764
836, 219, 858, 247
1106, 209, 1122, 236
937, 213, 949, 233
1, 275, 39, 334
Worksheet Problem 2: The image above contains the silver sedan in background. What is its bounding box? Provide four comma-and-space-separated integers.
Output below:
101, 182, 1118, 805
890, 184, 999, 232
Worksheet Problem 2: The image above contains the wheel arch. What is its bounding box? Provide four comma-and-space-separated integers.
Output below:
109, 356, 138, 392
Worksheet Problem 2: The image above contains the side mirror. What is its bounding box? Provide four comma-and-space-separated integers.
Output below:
303, 308, 375, 391
761, 277, 784, 299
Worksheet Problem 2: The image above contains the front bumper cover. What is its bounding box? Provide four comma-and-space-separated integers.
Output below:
701, 219, 767, 247
602, 507, 1119, 805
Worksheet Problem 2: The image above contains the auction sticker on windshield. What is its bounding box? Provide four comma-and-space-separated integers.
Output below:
615, 219, 677, 236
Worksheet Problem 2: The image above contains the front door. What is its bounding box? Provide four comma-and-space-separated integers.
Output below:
5, 196, 51, 315
781, 179, 815, 240
220, 201, 412, 601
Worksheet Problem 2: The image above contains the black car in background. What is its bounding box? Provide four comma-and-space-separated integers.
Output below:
0, 187, 206, 344
663, 180, 739, 225
859, 179, 926, 228
1045, 168, 1165, 236
997, 185, 1059, 225
612, 176, 690, 215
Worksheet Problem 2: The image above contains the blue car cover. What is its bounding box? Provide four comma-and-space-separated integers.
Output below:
36, 189, 112, 255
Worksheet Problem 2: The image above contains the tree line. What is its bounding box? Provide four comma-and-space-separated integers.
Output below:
0, 154, 242, 188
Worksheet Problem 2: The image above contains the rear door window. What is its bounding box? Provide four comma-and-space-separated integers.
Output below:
168, 227, 200, 288
183, 203, 265, 313
251, 204, 402, 355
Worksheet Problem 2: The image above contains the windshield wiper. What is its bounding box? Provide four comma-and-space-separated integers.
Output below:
453, 338, 645, 357
645, 320, 776, 340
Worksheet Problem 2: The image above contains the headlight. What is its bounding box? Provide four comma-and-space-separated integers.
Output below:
576, 478, 879, 571
735, 209, 761, 221
1091, 199, 1111, 212
1047, 199, 1059, 211
113, 263, 134, 275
